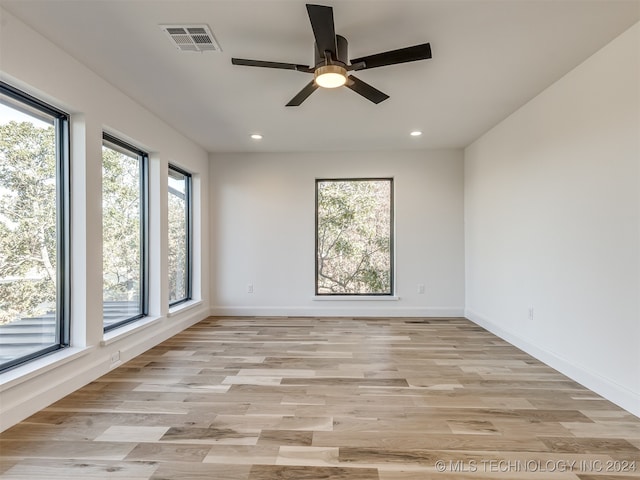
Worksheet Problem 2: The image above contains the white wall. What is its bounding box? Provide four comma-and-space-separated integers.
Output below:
465, 23, 640, 416
210, 150, 465, 317
0, 8, 211, 430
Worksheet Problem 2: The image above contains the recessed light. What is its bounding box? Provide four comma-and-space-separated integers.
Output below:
410, 130, 422, 137
250, 134, 263, 140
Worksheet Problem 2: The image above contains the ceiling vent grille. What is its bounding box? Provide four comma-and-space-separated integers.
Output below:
159, 24, 221, 53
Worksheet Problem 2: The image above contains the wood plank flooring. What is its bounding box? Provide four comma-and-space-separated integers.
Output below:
1, 316, 639, 479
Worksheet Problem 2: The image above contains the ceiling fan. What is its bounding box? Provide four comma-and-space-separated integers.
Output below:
231, 3, 432, 106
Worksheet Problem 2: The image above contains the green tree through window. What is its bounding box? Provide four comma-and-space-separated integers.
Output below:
168, 165, 191, 306
316, 178, 393, 295
102, 134, 147, 330
0, 83, 69, 371
0, 120, 57, 325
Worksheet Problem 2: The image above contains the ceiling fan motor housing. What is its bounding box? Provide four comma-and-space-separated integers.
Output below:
315, 34, 349, 66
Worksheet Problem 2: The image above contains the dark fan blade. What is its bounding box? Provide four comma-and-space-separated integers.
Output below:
286, 80, 319, 106
347, 61, 366, 71
306, 4, 336, 59
346, 75, 389, 104
232, 58, 313, 72
350, 43, 432, 70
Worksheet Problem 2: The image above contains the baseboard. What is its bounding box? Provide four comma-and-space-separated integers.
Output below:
209, 305, 465, 318
0, 306, 210, 432
465, 308, 640, 418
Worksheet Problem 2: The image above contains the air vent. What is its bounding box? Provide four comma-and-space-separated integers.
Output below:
159, 24, 221, 53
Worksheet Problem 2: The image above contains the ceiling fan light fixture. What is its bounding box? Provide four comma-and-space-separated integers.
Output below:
230, 4, 432, 105
314, 64, 347, 88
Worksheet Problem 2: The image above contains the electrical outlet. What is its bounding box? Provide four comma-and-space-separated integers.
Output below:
110, 350, 120, 364
528, 307, 534, 321
247, 283, 254, 294
417, 284, 425, 294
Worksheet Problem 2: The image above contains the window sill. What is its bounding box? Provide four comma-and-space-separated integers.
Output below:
168, 299, 202, 317
313, 295, 400, 301
0, 346, 94, 392
101, 315, 162, 346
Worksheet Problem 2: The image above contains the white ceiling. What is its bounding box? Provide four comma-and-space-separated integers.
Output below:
2, 0, 639, 153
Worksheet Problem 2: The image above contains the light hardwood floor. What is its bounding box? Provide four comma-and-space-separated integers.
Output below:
1, 317, 639, 479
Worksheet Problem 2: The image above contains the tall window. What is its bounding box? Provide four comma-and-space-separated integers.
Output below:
0, 82, 69, 371
168, 165, 192, 306
102, 133, 147, 331
316, 178, 394, 295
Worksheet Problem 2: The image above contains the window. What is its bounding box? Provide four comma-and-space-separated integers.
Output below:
102, 133, 147, 331
0, 82, 69, 371
315, 178, 394, 295
168, 165, 192, 306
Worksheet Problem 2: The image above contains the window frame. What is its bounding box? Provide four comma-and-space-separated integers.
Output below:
0, 81, 70, 372
315, 177, 395, 296
101, 132, 149, 332
168, 164, 192, 307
